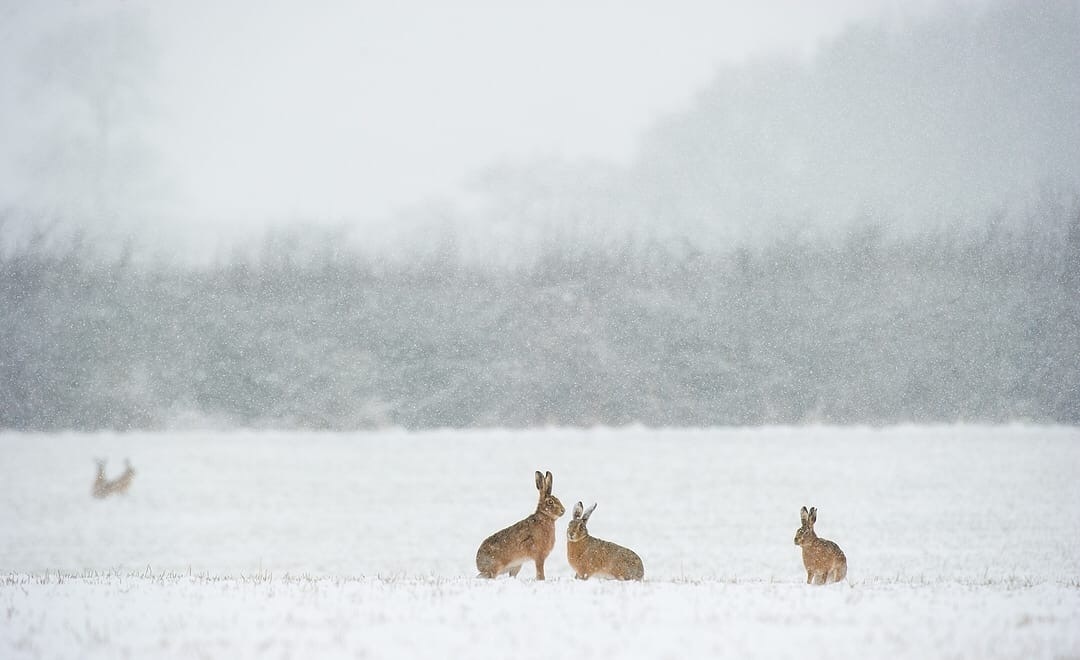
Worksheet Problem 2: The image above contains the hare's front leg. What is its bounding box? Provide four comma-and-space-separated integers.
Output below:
806, 571, 813, 584
535, 556, 547, 580
508, 565, 522, 578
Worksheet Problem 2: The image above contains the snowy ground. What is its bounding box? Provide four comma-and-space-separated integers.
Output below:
1, 426, 1078, 658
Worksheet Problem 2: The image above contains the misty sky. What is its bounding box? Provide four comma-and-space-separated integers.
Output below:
0, 0, 957, 254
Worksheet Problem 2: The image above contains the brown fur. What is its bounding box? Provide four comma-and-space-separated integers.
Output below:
476, 470, 565, 580
794, 506, 847, 584
566, 502, 644, 581
92, 459, 135, 499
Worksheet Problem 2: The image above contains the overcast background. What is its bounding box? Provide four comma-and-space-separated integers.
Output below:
1, 0, 992, 259
1, 0, 1077, 430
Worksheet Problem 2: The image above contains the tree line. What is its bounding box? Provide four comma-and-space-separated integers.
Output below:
2, 204, 1077, 431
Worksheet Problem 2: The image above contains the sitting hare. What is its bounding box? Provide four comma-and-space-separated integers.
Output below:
566, 501, 644, 581
476, 470, 565, 580
794, 506, 847, 584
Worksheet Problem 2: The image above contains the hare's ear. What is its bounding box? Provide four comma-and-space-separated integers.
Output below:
535, 471, 544, 492
582, 502, 597, 522
543, 471, 553, 496
800, 506, 809, 524
573, 501, 584, 519
809, 507, 818, 524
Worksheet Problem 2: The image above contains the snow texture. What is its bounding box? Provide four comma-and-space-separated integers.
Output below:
1, 425, 1078, 659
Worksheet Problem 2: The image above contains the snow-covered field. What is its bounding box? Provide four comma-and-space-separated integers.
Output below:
2, 426, 1078, 658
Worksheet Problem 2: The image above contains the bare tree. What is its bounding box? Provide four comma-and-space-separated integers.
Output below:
21, 8, 159, 233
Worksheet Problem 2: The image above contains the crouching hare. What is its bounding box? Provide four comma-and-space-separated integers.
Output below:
476, 470, 565, 580
566, 502, 644, 581
794, 506, 847, 584
92, 458, 135, 499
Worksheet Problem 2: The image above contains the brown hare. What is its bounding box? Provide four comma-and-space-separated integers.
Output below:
92, 458, 135, 499
566, 501, 644, 581
794, 506, 847, 584
476, 470, 565, 580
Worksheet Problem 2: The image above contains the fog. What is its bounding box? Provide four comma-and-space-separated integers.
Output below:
1, 0, 975, 258
1, 0, 1078, 430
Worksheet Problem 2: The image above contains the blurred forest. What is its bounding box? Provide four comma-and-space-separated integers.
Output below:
2, 200, 1077, 430
2, 0, 1078, 430
444, 0, 1080, 259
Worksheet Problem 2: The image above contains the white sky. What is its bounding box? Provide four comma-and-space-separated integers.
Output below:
0, 0, 948, 249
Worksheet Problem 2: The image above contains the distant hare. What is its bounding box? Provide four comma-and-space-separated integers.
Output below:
476, 470, 565, 580
794, 506, 847, 584
566, 502, 644, 581
92, 458, 135, 498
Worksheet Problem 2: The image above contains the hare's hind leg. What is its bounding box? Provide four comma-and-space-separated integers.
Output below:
508, 565, 522, 578
828, 563, 847, 583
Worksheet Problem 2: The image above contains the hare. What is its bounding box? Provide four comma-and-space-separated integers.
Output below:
794, 506, 847, 584
476, 470, 565, 580
92, 458, 135, 498
566, 502, 644, 581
